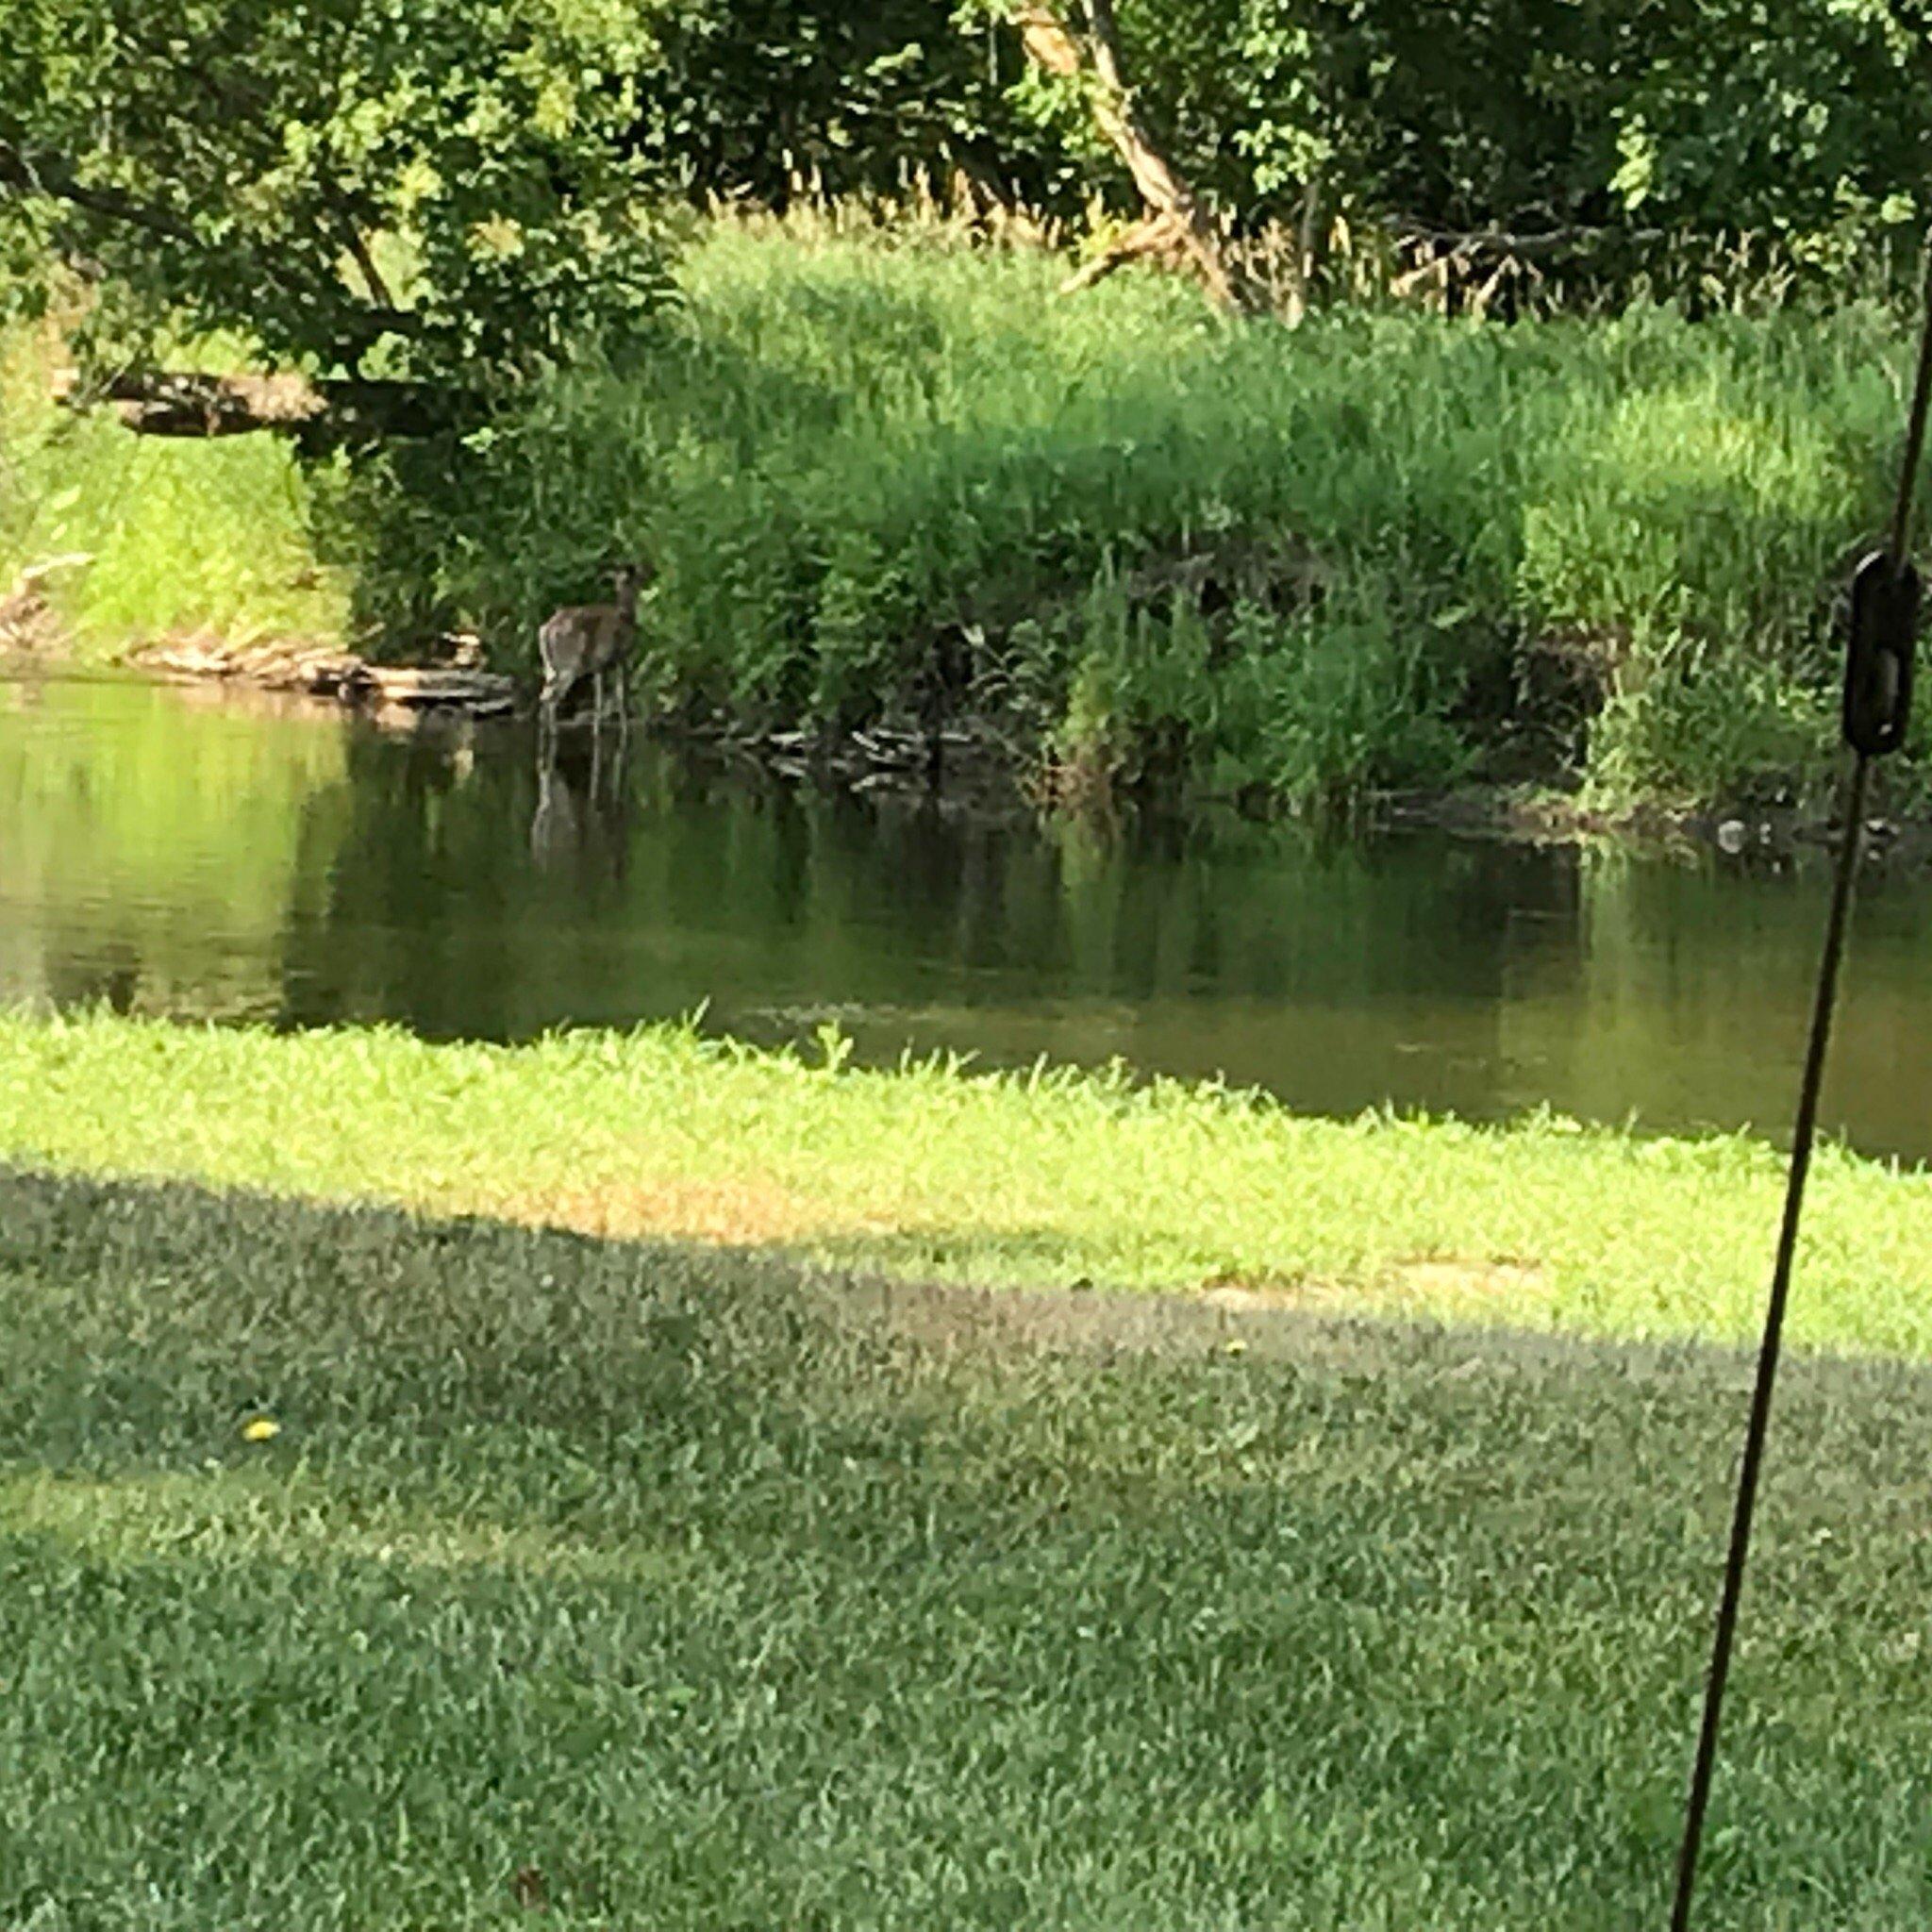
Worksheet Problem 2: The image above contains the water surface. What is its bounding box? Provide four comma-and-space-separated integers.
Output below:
4, 671, 1929, 1162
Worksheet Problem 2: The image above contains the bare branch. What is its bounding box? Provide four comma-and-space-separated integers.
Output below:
1058, 213, 1182, 293
1386, 216, 1669, 258
335, 213, 396, 312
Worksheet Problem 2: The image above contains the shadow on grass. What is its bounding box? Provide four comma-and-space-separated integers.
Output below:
5, 1162, 1932, 1930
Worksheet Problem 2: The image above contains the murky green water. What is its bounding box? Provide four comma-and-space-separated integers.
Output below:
4, 671, 1929, 1160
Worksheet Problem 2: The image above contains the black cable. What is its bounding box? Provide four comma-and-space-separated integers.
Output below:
1667, 232, 1932, 1931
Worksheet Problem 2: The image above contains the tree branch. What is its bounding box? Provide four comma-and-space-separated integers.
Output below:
0, 141, 200, 245
1010, 4, 1263, 317
2, 139, 414, 360
56, 368, 465, 441
335, 209, 395, 312
1386, 216, 1670, 258
1059, 212, 1183, 292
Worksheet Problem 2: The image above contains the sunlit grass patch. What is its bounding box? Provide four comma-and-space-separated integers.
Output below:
5, 1007, 1931, 1357
0, 323, 346, 656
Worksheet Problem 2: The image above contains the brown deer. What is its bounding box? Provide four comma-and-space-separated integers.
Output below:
537, 562, 648, 743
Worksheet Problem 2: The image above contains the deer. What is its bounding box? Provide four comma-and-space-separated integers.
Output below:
537, 561, 649, 748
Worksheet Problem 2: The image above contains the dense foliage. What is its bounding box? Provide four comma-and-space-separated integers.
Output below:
0, 0, 674, 387
626, 0, 1077, 213
7, 0, 1930, 817
968, 0, 1932, 287
6, 0, 1928, 387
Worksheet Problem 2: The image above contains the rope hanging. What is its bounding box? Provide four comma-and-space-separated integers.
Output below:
1667, 237, 1932, 1931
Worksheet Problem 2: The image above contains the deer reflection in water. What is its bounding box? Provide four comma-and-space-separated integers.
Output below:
529, 727, 631, 883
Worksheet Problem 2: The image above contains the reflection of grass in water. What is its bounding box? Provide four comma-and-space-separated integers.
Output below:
6, 1008, 1932, 1359
5, 1160, 1932, 1925
0, 687, 351, 1010
0, 325, 345, 655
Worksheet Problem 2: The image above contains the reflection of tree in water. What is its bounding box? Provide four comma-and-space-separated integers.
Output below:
44, 939, 141, 1014
1494, 844, 1932, 1158
0, 680, 353, 1024
271, 718, 658, 1037
21, 682, 1930, 1155
0, 686, 1567, 1105
270, 719, 529, 1035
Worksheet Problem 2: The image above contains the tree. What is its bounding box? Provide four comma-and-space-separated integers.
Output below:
970, 0, 1932, 315
1604, 0, 1932, 257
971, 1, 1265, 315
625, 0, 1075, 214
0, 0, 676, 434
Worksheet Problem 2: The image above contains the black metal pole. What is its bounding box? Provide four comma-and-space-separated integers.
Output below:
1666, 752, 1869, 1932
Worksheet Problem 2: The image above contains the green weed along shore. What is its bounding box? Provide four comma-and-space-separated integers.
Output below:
375, 222, 1928, 808
0, 326, 343, 649
5, 1008, 1931, 1357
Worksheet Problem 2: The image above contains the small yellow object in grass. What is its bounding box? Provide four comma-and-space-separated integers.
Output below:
241, 1416, 281, 1442
1224, 1338, 1248, 1357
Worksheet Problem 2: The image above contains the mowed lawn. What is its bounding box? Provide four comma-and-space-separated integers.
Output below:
8, 1009, 1932, 1356
5, 1013, 1932, 1925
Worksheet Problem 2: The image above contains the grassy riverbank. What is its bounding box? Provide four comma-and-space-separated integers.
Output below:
8, 1014, 1932, 1924
8, 220, 1929, 811
6, 1008, 1932, 1357
404, 222, 1922, 813
0, 325, 343, 651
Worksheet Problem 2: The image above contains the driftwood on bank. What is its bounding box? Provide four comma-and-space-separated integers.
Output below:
0, 554, 94, 653
127, 635, 516, 717
1012, 2, 1265, 318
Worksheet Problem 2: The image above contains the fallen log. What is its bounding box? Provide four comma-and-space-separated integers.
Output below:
359, 665, 516, 713
125, 636, 515, 713
129, 636, 366, 693
52, 368, 466, 441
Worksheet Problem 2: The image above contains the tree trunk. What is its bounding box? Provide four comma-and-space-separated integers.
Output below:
1010, 3, 1262, 317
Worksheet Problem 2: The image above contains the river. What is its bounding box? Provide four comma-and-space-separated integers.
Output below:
3, 669, 1928, 1163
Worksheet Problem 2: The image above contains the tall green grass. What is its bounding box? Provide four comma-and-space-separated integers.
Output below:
0, 323, 345, 655
358, 222, 1917, 812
